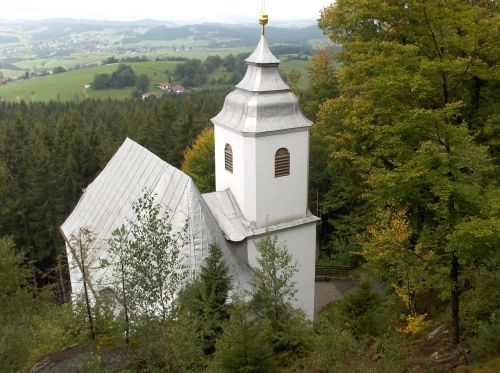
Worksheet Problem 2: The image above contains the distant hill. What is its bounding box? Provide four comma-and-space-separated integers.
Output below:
123, 24, 327, 47
0, 19, 327, 46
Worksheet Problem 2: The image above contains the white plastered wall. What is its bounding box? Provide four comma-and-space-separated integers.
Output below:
215, 125, 257, 223
247, 223, 317, 320
215, 125, 310, 227
254, 129, 309, 227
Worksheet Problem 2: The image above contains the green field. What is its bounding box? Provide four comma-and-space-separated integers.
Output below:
8, 47, 255, 74
137, 39, 209, 47
0, 56, 311, 102
0, 69, 23, 78
0, 61, 180, 102
280, 58, 311, 89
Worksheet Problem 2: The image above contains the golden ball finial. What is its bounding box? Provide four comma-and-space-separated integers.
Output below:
259, 13, 269, 35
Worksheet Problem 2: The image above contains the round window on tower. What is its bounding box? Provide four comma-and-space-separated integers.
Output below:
275, 148, 290, 177
225, 144, 233, 173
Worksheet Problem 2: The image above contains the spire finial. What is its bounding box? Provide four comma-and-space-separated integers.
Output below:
259, 0, 269, 36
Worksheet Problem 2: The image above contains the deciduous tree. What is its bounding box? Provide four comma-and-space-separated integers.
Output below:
316, 0, 499, 343
181, 127, 215, 193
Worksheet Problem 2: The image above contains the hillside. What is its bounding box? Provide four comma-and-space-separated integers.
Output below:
0, 19, 327, 79
0, 57, 311, 102
0, 61, 180, 101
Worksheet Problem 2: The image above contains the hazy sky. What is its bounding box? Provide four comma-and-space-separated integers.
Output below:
1, 0, 333, 21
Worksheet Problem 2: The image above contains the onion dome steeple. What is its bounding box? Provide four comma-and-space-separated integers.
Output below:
211, 13, 312, 134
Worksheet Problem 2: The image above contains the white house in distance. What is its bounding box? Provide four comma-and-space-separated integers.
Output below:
61, 17, 319, 319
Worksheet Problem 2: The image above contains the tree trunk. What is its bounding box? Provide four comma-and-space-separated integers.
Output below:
80, 232, 96, 340
120, 260, 129, 346
450, 250, 460, 345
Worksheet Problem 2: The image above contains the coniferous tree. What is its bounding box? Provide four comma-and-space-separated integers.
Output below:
252, 233, 310, 359
211, 301, 274, 373
179, 243, 231, 355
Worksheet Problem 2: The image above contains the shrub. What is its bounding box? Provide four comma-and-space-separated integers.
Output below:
211, 302, 274, 373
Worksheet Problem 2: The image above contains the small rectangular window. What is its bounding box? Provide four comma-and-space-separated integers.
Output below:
275, 148, 290, 177
225, 144, 233, 173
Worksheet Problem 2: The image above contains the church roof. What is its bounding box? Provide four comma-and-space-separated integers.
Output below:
245, 35, 280, 65
61, 138, 252, 294
203, 190, 253, 241
203, 189, 320, 242
211, 34, 312, 134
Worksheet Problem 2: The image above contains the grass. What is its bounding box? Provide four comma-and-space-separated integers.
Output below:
10, 47, 255, 73
0, 61, 180, 102
148, 47, 254, 60
0, 69, 23, 78
137, 39, 209, 47
0, 54, 312, 102
280, 58, 312, 89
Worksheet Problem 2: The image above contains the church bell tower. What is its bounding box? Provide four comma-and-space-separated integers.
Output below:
210, 10, 318, 319
211, 14, 313, 229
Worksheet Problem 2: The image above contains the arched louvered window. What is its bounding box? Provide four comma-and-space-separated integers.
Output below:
225, 144, 233, 173
275, 148, 290, 177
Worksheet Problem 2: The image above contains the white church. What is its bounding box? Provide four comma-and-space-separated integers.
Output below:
61, 16, 319, 319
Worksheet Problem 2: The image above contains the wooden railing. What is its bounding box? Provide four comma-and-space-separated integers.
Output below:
315, 265, 351, 281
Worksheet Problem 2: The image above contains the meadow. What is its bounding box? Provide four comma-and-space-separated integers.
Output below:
0, 61, 180, 102
0, 56, 310, 102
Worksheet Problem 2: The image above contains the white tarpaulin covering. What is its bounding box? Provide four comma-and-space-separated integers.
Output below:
61, 138, 252, 297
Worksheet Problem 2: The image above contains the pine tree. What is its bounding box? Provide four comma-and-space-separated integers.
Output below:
252, 233, 310, 359
211, 301, 274, 373
178, 243, 231, 355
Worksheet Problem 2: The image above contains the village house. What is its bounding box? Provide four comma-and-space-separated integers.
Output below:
157, 82, 171, 91
141, 92, 158, 100
156, 82, 186, 94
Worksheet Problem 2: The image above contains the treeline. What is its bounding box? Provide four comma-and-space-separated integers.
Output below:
0, 91, 227, 285
93, 64, 139, 90
102, 55, 150, 65
173, 53, 248, 87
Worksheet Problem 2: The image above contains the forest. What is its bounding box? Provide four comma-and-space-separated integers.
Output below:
0, 1, 499, 372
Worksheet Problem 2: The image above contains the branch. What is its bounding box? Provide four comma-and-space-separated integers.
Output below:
421, 0, 443, 62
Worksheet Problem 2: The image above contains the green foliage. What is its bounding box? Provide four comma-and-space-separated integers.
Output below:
336, 281, 390, 338
310, 317, 362, 373
52, 66, 66, 74
0, 237, 82, 372
469, 310, 500, 365
211, 301, 274, 373
130, 318, 206, 373
80, 352, 106, 373
251, 233, 311, 361
313, 0, 500, 344
93, 72, 112, 89
252, 234, 299, 318
94, 64, 137, 90
0, 93, 225, 278
102, 56, 119, 65
181, 127, 215, 193
136, 73, 150, 93
174, 59, 208, 87
309, 284, 407, 373
302, 47, 339, 120
178, 243, 231, 355
122, 192, 188, 323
